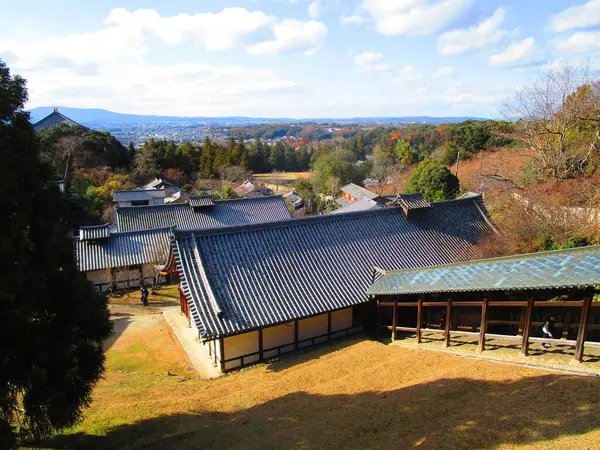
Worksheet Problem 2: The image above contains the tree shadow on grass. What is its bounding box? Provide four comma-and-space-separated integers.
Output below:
33, 374, 600, 450
263, 333, 366, 373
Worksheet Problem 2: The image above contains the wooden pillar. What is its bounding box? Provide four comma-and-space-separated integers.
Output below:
478, 297, 489, 353
392, 299, 398, 341
416, 298, 423, 344
294, 319, 299, 350
219, 338, 225, 371
443, 298, 452, 348
521, 297, 534, 356
574, 296, 592, 363
258, 328, 264, 361
327, 311, 332, 341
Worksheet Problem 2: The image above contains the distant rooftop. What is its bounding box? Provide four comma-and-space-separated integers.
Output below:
116, 196, 292, 232
113, 189, 166, 203
33, 108, 81, 132
340, 183, 379, 200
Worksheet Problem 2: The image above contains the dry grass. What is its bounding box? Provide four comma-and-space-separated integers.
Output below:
253, 172, 315, 181
33, 304, 600, 450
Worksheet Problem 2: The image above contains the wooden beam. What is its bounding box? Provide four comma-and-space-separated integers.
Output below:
380, 302, 418, 307
534, 301, 583, 307
574, 296, 592, 363
416, 299, 423, 344
294, 319, 299, 350
387, 326, 417, 332
258, 328, 264, 361
327, 311, 332, 341
490, 301, 528, 307
392, 299, 398, 341
518, 306, 525, 336
478, 297, 489, 353
452, 301, 483, 307
521, 297, 534, 356
219, 338, 225, 371
423, 301, 448, 307
443, 298, 452, 348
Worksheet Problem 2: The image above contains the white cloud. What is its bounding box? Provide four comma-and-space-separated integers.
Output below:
354, 52, 391, 72
362, 0, 472, 36
340, 15, 365, 25
432, 66, 454, 78
438, 8, 505, 55
556, 31, 600, 54
550, 0, 600, 32
308, 1, 321, 19
489, 37, 539, 67
21, 62, 302, 116
248, 19, 327, 56
393, 65, 422, 82
106, 7, 272, 51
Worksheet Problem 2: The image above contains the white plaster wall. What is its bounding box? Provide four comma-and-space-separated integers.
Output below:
223, 332, 259, 370
298, 314, 328, 341
331, 308, 353, 332
263, 322, 295, 350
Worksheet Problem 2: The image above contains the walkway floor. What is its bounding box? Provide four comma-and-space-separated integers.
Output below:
393, 332, 600, 376
162, 306, 221, 379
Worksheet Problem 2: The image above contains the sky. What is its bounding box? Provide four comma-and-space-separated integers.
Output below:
1, 0, 600, 118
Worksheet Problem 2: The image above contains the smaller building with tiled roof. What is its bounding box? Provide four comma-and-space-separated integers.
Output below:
339, 183, 380, 203
116, 196, 291, 232
33, 108, 81, 131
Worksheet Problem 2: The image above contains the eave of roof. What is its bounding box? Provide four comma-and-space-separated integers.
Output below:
367, 245, 600, 296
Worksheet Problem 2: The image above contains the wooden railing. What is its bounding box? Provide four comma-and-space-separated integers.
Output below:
381, 297, 598, 362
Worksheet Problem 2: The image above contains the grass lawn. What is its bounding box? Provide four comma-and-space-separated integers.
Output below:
32, 293, 600, 450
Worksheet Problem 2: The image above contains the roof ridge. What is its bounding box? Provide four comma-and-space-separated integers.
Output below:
116, 195, 285, 211
382, 244, 600, 275
175, 196, 485, 239
80, 223, 110, 229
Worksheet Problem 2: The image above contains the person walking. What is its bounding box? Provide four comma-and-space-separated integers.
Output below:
541, 315, 557, 349
140, 285, 149, 307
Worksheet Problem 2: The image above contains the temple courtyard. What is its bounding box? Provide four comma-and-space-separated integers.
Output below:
33, 286, 600, 449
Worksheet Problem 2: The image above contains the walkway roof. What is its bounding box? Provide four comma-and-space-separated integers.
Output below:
367, 245, 600, 296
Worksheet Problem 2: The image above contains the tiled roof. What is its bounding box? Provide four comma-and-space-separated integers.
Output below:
116, 196, 291, 232
331, 197, 382, 214
367, 245, 600, 296
340, 183, 379, 200
189, 195, 215, 208
173, 196, 496, 339
113, 189, 166, 202
76, 228, 171, 272
33, 110, 81, 131
80, 224, 111, 240
396, 193, 431, 209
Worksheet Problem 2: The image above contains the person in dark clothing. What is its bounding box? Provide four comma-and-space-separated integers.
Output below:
140, 285, 149, 307
541, 315, 557, 349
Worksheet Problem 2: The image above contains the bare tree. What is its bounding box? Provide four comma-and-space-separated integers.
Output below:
501, 64, 600, 182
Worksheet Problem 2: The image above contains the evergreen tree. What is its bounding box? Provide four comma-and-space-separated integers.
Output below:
284, 146, 298, 172
405, 158, 460, 201
356, 132, 365, 160
0, 60, 111, 449
127, 142, 136, 170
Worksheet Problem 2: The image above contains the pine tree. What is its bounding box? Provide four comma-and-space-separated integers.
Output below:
0, 59, 112, 449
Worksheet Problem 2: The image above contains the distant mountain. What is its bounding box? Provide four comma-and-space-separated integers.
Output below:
29, 106, 487, 127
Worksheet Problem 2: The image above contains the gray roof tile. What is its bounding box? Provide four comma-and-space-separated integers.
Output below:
367, 245, 600, 295
174, 196, 495, 339
76, 227, 171, 272
116, 196, 291, 232
340, 183, 379, 200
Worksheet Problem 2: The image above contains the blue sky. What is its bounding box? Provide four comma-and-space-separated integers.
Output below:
1, 0, 599, 118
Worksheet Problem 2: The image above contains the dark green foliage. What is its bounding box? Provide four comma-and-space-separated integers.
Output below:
313, 149, 366, 194
38, 123, 130, 175
405, 158, 460, 201
439, 140, 458, 166
0, 60, 112, 448
295, 180, 316, 206
535, 234, 590, 252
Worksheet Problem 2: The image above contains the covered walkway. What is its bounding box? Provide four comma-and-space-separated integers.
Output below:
368, 245, 600, 364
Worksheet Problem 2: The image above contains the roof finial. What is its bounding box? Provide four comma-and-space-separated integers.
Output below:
53, 107, 58, 113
